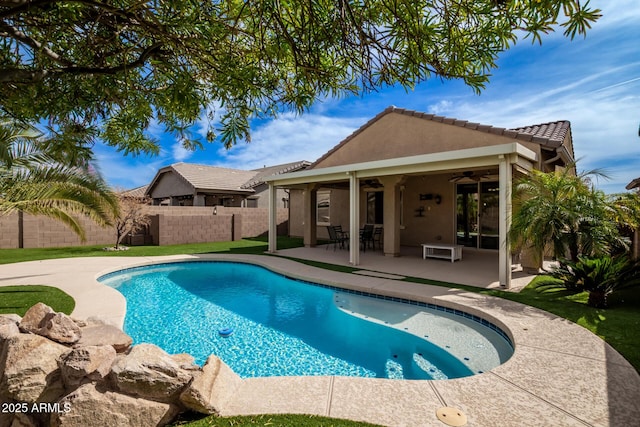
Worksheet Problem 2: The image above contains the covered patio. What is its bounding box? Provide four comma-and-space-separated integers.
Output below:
276, 244, 540, 291
266, 142, 538, 289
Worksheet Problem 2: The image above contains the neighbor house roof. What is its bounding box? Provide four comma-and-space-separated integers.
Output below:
145, 161, 310, 197
627, 177, 640, 190
310, 106, 571, 169
168, 162, 258, 193
120, 185, 149, 199
242, 161, 311, 188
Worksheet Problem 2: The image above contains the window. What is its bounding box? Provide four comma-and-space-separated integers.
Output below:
366, 191, 384, 224
316, 190, 331, 225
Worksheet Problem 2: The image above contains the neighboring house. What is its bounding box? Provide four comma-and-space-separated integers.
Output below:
264, 106, 576, 288
145, 161, 310, 208
119, 184, 151, 202
626, 178, 640, 260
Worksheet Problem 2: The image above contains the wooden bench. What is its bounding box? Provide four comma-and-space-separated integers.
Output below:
421, 243, 463, 262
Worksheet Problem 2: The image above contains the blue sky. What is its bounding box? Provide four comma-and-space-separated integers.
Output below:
98, 0, 640, 194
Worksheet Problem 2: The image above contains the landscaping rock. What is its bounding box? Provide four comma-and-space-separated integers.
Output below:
73, 323, 132, 353
171, 353, 200, 371
0, 314, 21, 325
110, 344, 193, 402
0, 334, 67, 403
19, 303, 81, 345
58, 345, 116, 389
0, 322, 19, 342
179, 355, 241, 415
5, 412, 37, 427
51, 383, 179, 427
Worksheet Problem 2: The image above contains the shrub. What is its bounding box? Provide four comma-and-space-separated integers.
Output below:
547, 255, 640, 308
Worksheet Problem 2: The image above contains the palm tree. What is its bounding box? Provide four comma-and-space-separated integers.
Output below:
0, 119, 118, 241
510, 166, 637, 264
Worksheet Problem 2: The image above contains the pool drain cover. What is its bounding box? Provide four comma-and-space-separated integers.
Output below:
436, 407, 467, 426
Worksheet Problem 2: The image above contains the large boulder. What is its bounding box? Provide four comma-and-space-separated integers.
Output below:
51, 383, 179, 427
110, 344, 193, 402
19, 303, 81, 345
179, 355, 242, 415
0, 334, 67, 403
73, 323, 132, 353
58, 345, 117, 389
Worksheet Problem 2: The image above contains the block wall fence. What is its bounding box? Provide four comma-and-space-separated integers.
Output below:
0, 207, 289, 249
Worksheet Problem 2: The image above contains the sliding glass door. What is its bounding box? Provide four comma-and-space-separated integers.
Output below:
456, 182, 499, 249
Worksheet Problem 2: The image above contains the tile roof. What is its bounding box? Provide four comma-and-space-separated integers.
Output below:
510, 121, 571, 147
120, 185, 149, 199
170, 163, 257, 193
242, 161, 311, 188
310, 106, 571, 168
626, 177, 640, 190
146, 161, 311, 195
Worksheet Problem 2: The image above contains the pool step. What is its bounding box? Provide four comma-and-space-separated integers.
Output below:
413, 353, 448, 380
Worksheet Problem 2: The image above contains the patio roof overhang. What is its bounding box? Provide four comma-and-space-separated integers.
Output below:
265, 142, 537, 186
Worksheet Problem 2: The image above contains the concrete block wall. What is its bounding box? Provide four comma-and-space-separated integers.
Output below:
0, 213, 115, 249
0, 206, 288, 249
0, 214, 19, 248
156, 214, 232, 246
216, 207, 288, 237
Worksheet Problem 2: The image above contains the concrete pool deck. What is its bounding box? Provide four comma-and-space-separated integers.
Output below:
1, 254, 639, 426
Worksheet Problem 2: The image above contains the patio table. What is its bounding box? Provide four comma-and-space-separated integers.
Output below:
421, 243, 463, 262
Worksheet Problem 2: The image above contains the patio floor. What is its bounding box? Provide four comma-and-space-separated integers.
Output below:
276, 244, 539, 291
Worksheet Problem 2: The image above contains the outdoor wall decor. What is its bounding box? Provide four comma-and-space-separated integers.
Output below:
419, 193, 442, 204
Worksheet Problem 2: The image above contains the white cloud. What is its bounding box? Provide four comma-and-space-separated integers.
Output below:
171, 139, 193, 162
211, 112, 367, 170
93, 145, 167, 189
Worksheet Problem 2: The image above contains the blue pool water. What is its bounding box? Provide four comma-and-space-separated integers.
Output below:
99, 261, 513, 380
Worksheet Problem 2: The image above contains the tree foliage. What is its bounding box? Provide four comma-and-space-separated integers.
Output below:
510, 167, 640, 263
0, 0, 601, 154
0, 118, 119, 240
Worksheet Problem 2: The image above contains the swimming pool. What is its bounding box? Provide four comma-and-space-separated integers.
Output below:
99, 261, 513, 380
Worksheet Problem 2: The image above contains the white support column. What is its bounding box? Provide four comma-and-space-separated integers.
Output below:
499, 155, 513, 288
268, 183, 277, 253
349, 172, 360, 265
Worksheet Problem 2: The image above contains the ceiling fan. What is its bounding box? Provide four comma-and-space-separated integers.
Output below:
449, 170, 497, 183
362, 179, 383, 188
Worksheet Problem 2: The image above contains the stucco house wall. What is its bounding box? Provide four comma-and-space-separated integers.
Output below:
313, 112, 546, 170
149, 172, 193, 199
400, 174, 456, 246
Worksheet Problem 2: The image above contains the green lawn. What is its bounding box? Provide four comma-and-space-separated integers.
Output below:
0, 285, 75, 316
170, 413, 383, 427
0, 236, 304, 265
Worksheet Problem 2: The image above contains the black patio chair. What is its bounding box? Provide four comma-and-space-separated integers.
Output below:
360, 224, 374, 252
372, 226, 383, 250
326, 225, 348, 251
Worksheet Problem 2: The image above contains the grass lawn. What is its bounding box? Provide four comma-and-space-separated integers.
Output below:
0, 236, 304, 265
171, 413, 383, 427
0, 285, 75, 316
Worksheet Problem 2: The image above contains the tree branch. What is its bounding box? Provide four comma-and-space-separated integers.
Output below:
0, 42, 162, 83
0, 22, 72, 66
